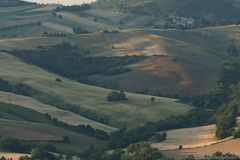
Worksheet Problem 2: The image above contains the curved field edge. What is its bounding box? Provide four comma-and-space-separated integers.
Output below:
0, 51, 192, 129
0, 118, 105, 153
0, 153, 29, 160
161, 139, 240, 160
151, 125, 231, 150
0, 91, 116, 133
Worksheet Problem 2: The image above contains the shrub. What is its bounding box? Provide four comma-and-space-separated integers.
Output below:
227, 43, 239, 57
55, 78, 62, 82
233, 128, 240, 138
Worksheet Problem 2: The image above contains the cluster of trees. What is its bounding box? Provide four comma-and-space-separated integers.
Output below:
0, 77, 111, 125
42, 31, 67, 37
0, 137, 33, 153
233, 128, 240, 138
181, 62, 240, 139
44, 113, 109, 140
181, 62, 240, 109
216, 105, 238, 139
0, 22, 41, 31
78, 142, 168, 160
0, 102, 48, 123
73, 27, 92, 34
13, 144, 61, 160
105, 142, 165, 160
52, 12, 63, 19
0, 78, 39, 97
10, 43, 144, 84
55, 4, 92, 12
108, 109, 213, 149
117, 0, 240, 28
107, 91, 127, 102
0, 78, 110, 140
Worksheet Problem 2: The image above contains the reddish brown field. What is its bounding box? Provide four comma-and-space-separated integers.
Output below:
119, 56, 194, 95
162, 139, 240, 160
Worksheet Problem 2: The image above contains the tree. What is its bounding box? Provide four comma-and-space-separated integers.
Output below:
227, 43, 239, 57
216, 105, 238, 139
150, 97, 155, 102
233, 128, 240, 138
107, 91, 127, 102
31, 147, 57, 160
55, 78, 62, 82
120, 142, 163, 160
58, 15, 63, 19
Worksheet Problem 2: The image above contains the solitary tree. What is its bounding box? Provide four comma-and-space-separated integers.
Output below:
151, 97, 155, 102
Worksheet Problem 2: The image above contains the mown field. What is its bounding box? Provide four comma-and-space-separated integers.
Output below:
0, 118, 105, 153
1, 3, 240, 159
1, 3, 239, 96
153, 117, 240, 159
152, 125, 229, 150
0, 51, 192, 129
2, 26, 240, 95
162, 139, 240, 160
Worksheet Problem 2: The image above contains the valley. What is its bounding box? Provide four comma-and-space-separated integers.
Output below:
0, 0, 240, 160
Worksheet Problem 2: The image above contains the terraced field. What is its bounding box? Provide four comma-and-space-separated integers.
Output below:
0, 51, 192, 129
0, 118, 105, 153
152, 125, 228, 150
162, 139, 240, 160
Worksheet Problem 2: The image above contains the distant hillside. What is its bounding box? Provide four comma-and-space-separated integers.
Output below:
97, 0, 240, 27
0, 0, 32, 7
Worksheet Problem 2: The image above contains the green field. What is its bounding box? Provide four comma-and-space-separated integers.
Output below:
0, 51, 192, 129
0, 118, 105, 153
1, 3, 239, 158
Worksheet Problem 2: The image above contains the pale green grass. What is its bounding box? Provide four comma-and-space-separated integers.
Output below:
0, 37, 64, 50
0, 91, 116, 132
0, 51, 192, 129
0, 118, 105, 152
42, 22, 74, 33
59, 12, 118, 31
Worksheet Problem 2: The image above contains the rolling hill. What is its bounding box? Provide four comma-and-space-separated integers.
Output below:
1, 1, 240, 160
96, 0, 240, 27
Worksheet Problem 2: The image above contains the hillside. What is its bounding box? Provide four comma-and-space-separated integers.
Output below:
0, 0, 31, 7
1, 1, 240, 160
96, 0, 240, 28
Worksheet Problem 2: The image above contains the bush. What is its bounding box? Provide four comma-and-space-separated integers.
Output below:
107, 91, 127, 102
227, 43, 239, 57
233, 128, 240, 138
55, 78, 62, 82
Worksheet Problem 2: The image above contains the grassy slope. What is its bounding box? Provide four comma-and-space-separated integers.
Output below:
151, 125, 229, 150
0, 91, 116, 132
162, 139, 240, 160
0, 118, 105, 153
0, 51, 192, 129
153, 118, 240, 159
1, 25, 239, 96
1, 4, 236, 96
